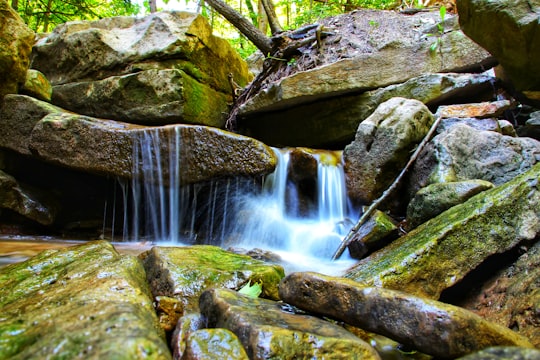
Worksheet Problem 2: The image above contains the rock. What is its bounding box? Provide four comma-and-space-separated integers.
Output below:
343, 97, 434, 206
182, 328, 249, 360
139, 245, 285, 315
51, 69, 230, 127
0, 0, 35, 98
0, 94, 65, 156
436, 100, 514, 119
408, 123, 540, 196
199, 288, 381, 360
238, 71, 497, 148
0, 169, 58, 225
456, 346, 540, 360
171, 313, 206, 359
20, 69, 52, 101
498, 120, 517, 137
26, 112, 276, 183
457, 0, 540, 93
516, 110, 540, 140
406, 179, 495, 229
31, 11, 251, 91
437, 117, 503, 133
457, 240, 540, 347
278, 272, 535, 359
347, 209, 398, 259
155, 296, 184, 332
345, 162, 540, 299
0, 240, 171, 359
239, 11, 493, 115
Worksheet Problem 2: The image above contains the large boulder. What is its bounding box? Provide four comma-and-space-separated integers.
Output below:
343, 97, 434, 206
238, 71, 497, 148
0, 0, 35, 98
31, 11, 252, 127
236, 10, 494, 147
279, 272, 534, 358
0, 95, 276, 183
0, 241, 171, 359
51, 69, 230, 127
345, 162, 540, 299
457, 0, 540, 94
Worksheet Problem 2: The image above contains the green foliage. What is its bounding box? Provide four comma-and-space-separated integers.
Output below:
16, 0, 140, 33
238, 280, 263, 298
428, 6, 446, 53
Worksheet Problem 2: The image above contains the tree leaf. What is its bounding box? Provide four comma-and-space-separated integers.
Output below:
238, 281, 262, 298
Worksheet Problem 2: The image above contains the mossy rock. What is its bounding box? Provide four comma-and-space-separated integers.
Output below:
346, 162, 540, 299
0, 240, 171, 359
140, 245, 285, 314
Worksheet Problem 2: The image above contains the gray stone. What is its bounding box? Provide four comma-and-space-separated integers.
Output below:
199, 288, 381, 360
279, 272, 535, 359
51, 69, 230, 127
458, 0, 540, 92
27, 113, 277, 183
343, 97, 434, 205
31, 11, 252, 92
0, 169, 58, 225
456, 346, 540, 360
238, 72, 496, 148
345, 162, 540, 299
408, 123, 540, 197
171, 313, 206, 360
0, 95, 64, 156
406, 179, 495, 229
238, 10, 492, 115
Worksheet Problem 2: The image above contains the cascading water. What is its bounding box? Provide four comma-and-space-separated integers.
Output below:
121, 131, 358, 273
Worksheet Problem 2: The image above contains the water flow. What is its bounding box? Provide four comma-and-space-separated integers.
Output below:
124, 132, 357, 273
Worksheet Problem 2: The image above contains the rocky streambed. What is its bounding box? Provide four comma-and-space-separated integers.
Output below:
1, 0, 540, 358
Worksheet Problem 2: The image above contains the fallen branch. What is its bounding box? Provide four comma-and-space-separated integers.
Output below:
332, 115, 444, 261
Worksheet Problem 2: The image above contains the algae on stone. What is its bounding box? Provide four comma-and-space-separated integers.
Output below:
140, 245, 285, 314
345, 162, 540, 299
0, 240, 171, 359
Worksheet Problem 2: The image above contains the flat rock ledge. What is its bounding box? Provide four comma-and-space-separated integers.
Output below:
199, 288, 381, 360
279, 272, 535, 359
0, 240, 171, 359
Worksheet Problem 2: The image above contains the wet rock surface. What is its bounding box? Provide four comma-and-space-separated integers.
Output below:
139, 246, 285, 317
181, 328, 249, 360
279, 272, 534, 358
346, 162, 540, 299
344, 97, 434, 206
199, 287, 381, 360
0, 240, 171, 359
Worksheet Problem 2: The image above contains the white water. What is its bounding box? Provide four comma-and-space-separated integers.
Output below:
122, 131, 358, 274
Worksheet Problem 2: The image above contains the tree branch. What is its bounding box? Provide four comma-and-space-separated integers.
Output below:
204, 0, 273, 55
331, 115, 444, 261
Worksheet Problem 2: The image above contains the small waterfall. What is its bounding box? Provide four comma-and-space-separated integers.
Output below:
121, 134, 357, 272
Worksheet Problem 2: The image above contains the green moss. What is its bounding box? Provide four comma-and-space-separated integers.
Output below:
346, 163, 540, 299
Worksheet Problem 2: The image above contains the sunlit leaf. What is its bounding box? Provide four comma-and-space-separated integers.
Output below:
238, 281, 262, 298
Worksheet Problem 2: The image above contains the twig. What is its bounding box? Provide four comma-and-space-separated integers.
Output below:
332, 115, 443, 261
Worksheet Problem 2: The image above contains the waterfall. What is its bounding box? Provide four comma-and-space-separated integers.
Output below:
122, 134, 357, 272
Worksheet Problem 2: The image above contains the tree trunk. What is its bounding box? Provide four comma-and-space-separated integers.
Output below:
42, 0, 53, 33
205, 0, 273, 54
149, 0, 157, 13
260, 0, 283, 34
11, 0, 18, 11
257, 0, 268, 34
